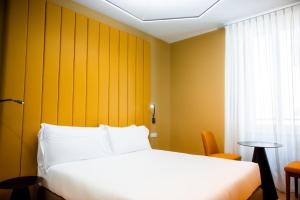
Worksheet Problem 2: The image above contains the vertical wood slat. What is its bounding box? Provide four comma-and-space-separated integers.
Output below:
119, 31, 128, 126
73, 13, 87, 127
136, 38, 144, 125
21, 0, 46, 176
109, 28, 119, 126
58, 8, 75, 126
127, 35, 137, 125
143, 41, 151, 129
98, 24, 110, 125
85, 19, 99, 126
0, 0, 28, 180
42, 3, 61, 124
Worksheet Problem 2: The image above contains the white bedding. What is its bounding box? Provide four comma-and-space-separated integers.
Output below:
42, 150, 261, 200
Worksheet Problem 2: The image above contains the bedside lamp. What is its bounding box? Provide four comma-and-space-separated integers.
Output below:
150, 103, 156, 124
0, 99, 38, 200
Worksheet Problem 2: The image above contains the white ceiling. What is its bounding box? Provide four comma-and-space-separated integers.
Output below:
105, 0, 220, 21
73, 0, 299, 43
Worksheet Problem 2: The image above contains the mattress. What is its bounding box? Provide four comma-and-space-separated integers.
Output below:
41, 150, 261, 200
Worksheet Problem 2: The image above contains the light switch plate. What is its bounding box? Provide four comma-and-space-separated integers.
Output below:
150, 132, 158, 138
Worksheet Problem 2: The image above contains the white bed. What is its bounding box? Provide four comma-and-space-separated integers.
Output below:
41, 149, 261, 200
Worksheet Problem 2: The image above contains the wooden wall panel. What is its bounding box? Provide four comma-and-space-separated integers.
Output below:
41, 3, 61, 124
58, 8, 75, 126
73, 14, 87, 127
98, 24, 110, 125
143, 41, 151, 129
119, 31, 128, 126
21, 0, 46, 176
128, 35, 137, 125
109, 28, 119, 126
85, 19, 99, 126
0, 0, 151, 181
136, 38, 144, 125
0, 0, 28, 181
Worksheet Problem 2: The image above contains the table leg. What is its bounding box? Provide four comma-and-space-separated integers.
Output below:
295, 177, 298, 198
252, 147, 278, 200
10, 187, 31, 200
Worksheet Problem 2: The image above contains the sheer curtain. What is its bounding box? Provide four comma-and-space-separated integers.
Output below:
225, 4, 300, 191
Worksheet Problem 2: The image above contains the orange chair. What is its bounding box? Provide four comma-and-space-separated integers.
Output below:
201, 131, 241, 160
284, 161, 300, 200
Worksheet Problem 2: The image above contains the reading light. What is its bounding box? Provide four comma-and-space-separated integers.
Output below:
150, 103, 156, 124
0, 99, 24, 105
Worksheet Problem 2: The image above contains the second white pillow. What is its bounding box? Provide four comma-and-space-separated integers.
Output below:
102, 125, 151, 154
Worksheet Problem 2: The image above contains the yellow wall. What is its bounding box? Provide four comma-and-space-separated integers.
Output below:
170, 29, 225, 155
150, 42, 171, 150
0, 0, 28, 182
50, 0, 172, 150
0, 0, 4, 66
0, 0, 171, 193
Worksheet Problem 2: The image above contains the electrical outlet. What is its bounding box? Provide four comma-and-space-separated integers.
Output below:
150, 132, 158, 138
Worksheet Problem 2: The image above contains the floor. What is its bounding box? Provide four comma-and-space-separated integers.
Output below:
278, 191, 298, 200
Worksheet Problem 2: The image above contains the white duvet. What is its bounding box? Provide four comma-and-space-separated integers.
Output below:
42, 150, 261, 200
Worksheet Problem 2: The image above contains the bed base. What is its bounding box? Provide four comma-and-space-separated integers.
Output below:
37, 186, 263, 200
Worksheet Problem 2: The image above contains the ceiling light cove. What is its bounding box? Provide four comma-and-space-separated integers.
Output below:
105, 0, 221, 21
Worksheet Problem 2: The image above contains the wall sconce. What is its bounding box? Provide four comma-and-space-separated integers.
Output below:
0, 99, 24, 105
150, 103, 156, 124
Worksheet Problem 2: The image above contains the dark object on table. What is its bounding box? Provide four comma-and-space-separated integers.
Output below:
0, 176, 43, 200
238, 141, 282, 200
284, 161, 300, 200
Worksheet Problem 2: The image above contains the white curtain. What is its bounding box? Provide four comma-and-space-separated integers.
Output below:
225, 4, 300, 191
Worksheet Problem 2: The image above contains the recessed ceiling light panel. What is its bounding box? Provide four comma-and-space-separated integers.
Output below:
105, 0, 221, 21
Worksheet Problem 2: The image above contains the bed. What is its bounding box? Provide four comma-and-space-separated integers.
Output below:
38, 150, 261, 200
37, 124, 262, 200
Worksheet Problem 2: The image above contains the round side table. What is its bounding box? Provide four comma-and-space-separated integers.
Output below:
0, 176, 43, 200
238, 141, 282, 200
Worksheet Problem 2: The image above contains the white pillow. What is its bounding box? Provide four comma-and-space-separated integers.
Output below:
102, 125, 151, 154
38, 123, 112, 173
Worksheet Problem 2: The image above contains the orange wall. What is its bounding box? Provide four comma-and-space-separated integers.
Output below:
50, 0, 172, 150
150, 42, 171, 150
0, 0, 4, 66
42, 0, 225, 157
0, 2, 171, 199
0, 0, 172, 192
170, 29, 225, 155
48, 1, 172, 151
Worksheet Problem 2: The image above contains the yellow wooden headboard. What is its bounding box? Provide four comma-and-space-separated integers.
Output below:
0, 0, 150, 180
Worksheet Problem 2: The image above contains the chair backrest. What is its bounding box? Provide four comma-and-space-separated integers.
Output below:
201, 131, 219, 155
